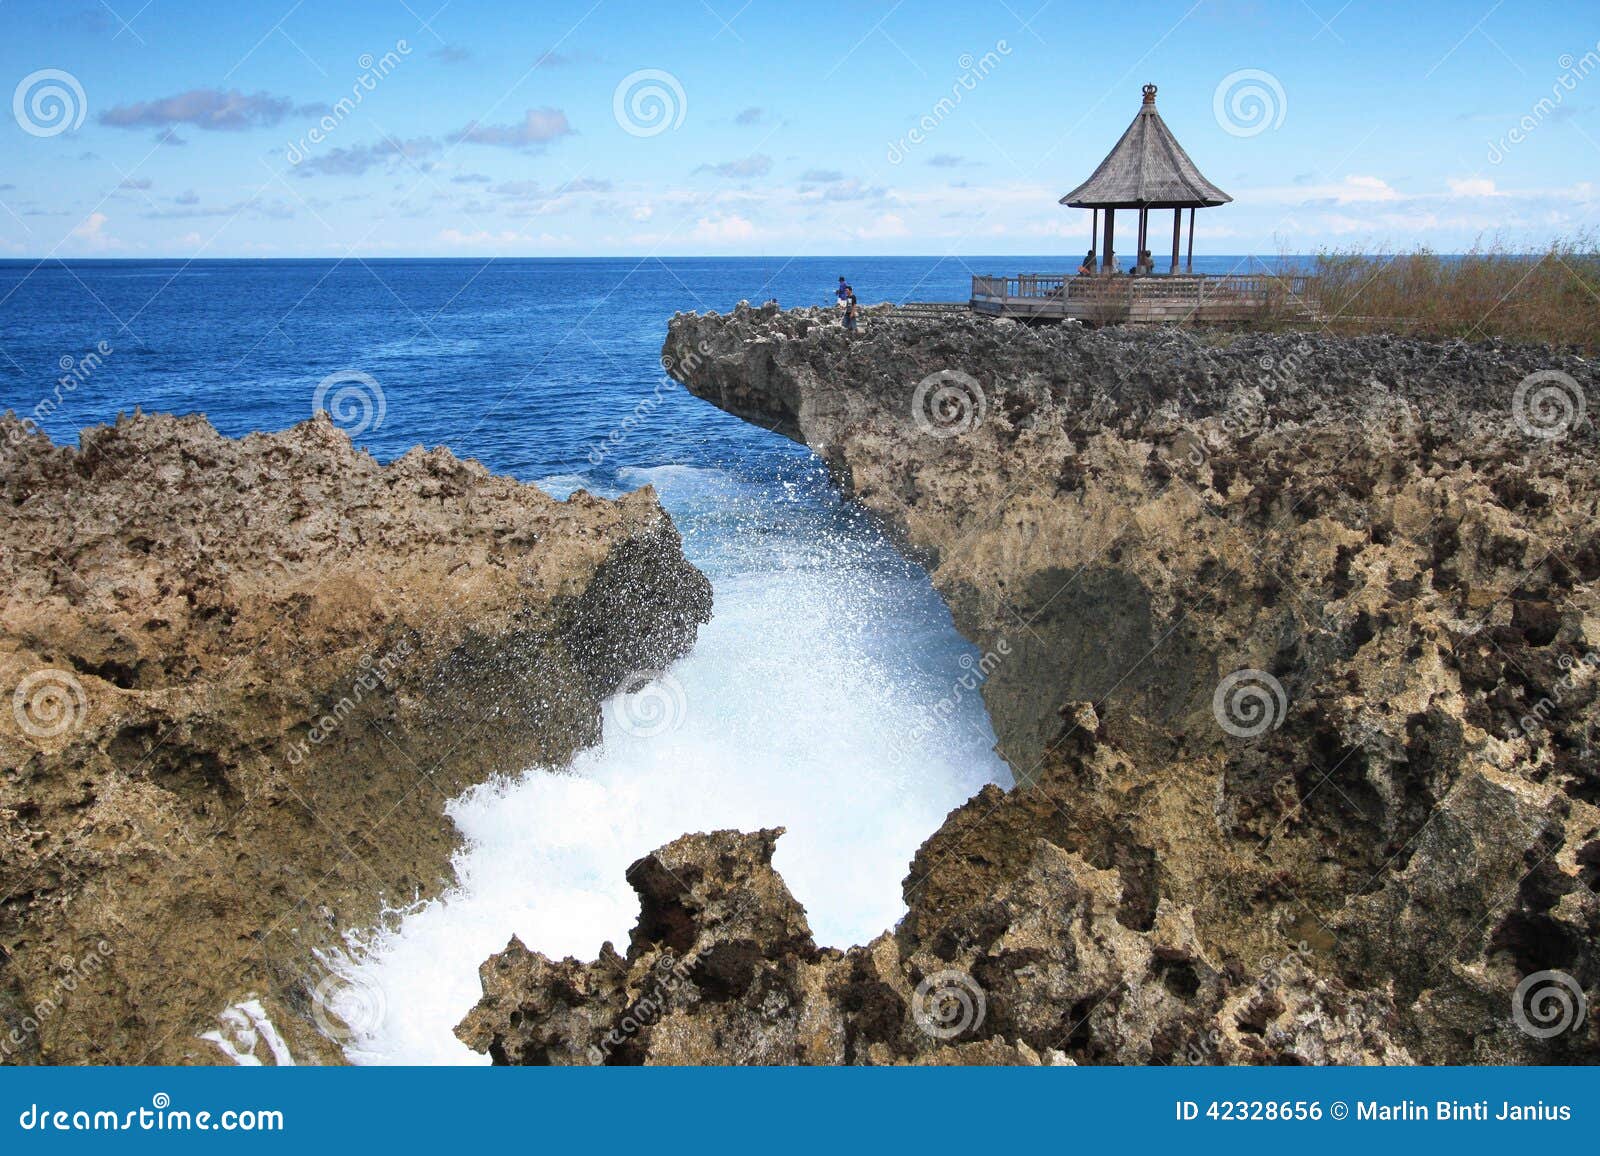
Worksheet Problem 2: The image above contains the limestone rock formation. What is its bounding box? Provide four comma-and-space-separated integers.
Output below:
494, 302, 1596, 1065
0, 411, 711, 1064
456, 821, 1409, 1065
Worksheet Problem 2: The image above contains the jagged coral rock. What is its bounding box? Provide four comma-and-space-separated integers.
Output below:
642, 305, 1598, 1064
1, 411, 711, 1064
458, 825, 1409, 1065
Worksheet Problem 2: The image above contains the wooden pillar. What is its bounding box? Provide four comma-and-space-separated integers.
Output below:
1101, 208, 1114, 270
1170, 208, 1181, 273
1136, 208, 1147, 270
1186, 208, 1195, 273
1091, 209, 1098, 261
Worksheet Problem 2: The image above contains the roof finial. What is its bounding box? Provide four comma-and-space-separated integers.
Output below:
1142, 83, 1157, 106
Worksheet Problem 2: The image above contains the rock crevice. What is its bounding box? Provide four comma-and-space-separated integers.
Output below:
458, 305, 1598, 1065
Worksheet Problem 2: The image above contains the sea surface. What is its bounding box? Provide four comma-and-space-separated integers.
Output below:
0, 255, 1272, 1063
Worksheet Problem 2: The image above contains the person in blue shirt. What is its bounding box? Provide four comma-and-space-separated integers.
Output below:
836, 276, 853, 307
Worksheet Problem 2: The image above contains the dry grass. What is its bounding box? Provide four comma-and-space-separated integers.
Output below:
1297, 236, 1600, 350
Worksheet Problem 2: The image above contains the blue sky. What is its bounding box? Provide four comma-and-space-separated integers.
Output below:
2, 0, 1596, 257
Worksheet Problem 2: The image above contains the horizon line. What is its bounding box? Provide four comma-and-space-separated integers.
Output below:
0, 249, 1533, 262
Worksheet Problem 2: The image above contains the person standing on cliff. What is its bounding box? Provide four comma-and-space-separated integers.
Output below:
836, 276, 852, 309
843, 293, 859, 333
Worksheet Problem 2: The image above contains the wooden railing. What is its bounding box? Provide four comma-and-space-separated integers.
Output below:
971, 272, 1311, 303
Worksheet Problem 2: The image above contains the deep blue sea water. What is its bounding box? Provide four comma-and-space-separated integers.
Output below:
0, 256, 1267, 1064
0, 255, 1276, 479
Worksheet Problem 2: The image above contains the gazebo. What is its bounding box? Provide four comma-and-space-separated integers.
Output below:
1059, 84, 1230, 273
966, 84, 1303, 322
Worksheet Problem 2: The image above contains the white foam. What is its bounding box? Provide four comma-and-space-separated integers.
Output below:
616, 462, 741, 494
532, 473, 591, 500
201, 998, 295, 1067
338, 465, 1008, 1064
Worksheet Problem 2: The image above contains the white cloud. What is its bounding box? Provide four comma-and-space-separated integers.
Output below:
436, 227, 533, 247
1318, 175, 1400, 203
1244, 174, 1400, 207
72, 212, 107, 238
68, 211, 123, 250
691, 214, 756, 242
856, 213, 908, 239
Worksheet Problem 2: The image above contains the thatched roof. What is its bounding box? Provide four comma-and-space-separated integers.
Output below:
1059, 85, 1231, 209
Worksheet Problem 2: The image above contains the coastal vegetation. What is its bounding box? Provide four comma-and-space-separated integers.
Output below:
1298, 235, 1600, 349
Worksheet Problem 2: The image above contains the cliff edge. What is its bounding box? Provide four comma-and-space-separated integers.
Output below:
458, 304, 1597, 1064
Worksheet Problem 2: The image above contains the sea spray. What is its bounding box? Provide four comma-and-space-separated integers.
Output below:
337, 461, 1009, 1064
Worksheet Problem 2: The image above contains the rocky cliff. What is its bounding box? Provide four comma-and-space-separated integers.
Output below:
458, 304, 1598, 1064
1, 411, 711, 1064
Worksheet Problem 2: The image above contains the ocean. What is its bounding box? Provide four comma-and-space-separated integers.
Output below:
0, 255, 1260, 1063
0, 254, 1280, 472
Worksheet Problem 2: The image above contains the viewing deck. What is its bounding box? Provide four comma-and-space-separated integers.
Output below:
970, 272, 1316, 325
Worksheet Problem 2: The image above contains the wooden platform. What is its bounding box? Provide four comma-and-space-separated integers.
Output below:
970, 273, 1316, 325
